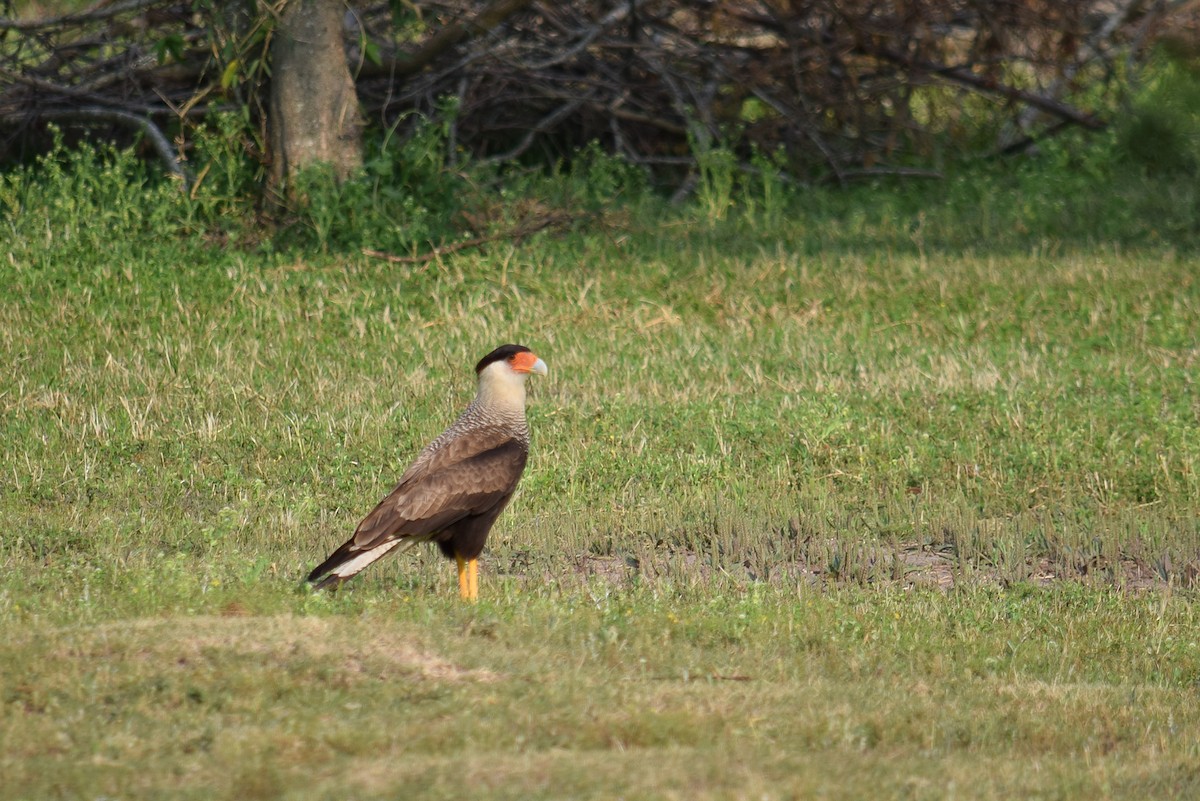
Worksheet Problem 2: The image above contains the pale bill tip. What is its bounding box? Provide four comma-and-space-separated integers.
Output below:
530, 357, 548, 376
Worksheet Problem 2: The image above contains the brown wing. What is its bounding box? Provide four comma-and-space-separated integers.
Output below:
351, 428, 528, 550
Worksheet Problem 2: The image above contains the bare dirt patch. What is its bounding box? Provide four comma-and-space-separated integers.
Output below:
561, 538, 1193, 593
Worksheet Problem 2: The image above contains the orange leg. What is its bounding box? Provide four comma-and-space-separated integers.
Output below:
456, 555, 479, 602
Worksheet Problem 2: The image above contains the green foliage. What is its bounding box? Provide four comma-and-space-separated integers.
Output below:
9, 55, 1200, 257
181, 111, 264, 232
485, 140, 658, 234
153, 32, 186, 65
694, 135, 738, 223
0, 129, 187, 267
196, 0, 277, 95
285, 106, 473, 252
1117, 48, 1200, 177
740, 146, 788, 231
762, 122, 1199, 254
565, 140, 651, 209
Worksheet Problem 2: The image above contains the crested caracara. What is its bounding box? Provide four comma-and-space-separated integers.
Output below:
307, 344, 547, 600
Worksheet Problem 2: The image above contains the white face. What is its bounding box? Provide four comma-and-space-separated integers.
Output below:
480, 357, 528, 384
477, 356, 543, 408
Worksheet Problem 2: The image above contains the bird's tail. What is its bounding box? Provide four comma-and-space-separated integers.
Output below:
306, 537, 408, 590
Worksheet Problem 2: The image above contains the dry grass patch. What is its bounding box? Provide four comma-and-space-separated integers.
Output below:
41, 614, 499, 684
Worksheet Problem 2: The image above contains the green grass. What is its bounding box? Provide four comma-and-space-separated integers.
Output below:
3, 589, 1198, 799
2, 142, 1200, 798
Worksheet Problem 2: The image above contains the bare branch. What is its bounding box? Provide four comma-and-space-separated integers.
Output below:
481, 97, 586, 164
523, 2, 634, 70
25, 106, 188, 188
7, 0, 1194, 191
0, 0, 166, 32
868, 46, 1105, 130
362, 0, 536, 80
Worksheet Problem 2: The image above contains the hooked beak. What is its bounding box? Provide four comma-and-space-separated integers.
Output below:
512, 351, 548, 376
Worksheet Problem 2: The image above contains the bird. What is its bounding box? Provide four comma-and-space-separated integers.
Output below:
307, 344, 547, 600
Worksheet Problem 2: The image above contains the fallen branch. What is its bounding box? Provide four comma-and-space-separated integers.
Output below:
30, 106, 189, 188
869, 46, 1106, 130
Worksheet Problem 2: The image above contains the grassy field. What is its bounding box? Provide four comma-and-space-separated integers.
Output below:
2, 148, 1200, 798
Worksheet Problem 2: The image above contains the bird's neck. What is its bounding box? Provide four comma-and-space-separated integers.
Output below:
472, 376, 527, 419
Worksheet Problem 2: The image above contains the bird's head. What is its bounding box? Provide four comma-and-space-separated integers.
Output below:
474, 344, 547, 406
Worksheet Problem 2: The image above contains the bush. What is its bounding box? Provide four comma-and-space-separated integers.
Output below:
1117, 48, 1200, 178
283, 107, 475, 253
0, 131, 188, 268
6, 50, 1200, 264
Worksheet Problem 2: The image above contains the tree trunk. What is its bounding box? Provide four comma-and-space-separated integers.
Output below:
268, 0, 363, 199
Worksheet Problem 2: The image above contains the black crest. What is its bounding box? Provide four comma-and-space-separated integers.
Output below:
475, 344, 531, 373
